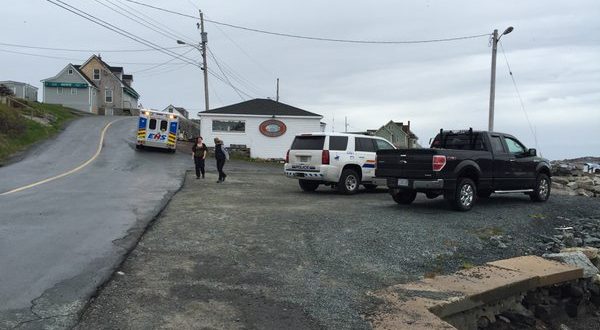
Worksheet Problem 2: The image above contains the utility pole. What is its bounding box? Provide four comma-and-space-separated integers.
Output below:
488, 26, 514, 132
276, 78, 279, 102
199, 10, 209, 111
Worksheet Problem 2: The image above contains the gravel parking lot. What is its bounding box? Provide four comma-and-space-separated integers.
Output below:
77, 161, 600, 329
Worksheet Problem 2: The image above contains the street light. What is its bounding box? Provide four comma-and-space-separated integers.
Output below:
488, 26, 514, 132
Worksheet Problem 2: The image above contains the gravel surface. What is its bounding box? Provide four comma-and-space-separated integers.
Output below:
76, 161, 600, 329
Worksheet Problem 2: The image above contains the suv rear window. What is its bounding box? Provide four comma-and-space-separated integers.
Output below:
431, 132, 487, 151
356, 137, 376, 152
291, 136, 325, 150
329, 136, 348, 151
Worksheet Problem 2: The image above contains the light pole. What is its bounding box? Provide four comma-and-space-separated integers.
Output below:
177, 11, 209, 112
488, 26, 513, 132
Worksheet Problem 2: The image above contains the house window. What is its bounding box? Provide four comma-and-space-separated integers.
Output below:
105, 89, 113, 103
71, 88, 77, 95
93, 69, 100, 80
57, 87, 63, 95
212, 120, 245, 133
68, 69, 73, 75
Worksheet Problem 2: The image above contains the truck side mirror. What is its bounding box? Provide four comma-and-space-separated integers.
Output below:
528, 148, 537, 156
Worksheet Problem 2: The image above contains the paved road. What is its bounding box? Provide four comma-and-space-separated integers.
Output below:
76, 164, 600, 329
0, 116, 191, 328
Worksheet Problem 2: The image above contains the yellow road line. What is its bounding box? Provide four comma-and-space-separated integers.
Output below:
0, 118, 123, 196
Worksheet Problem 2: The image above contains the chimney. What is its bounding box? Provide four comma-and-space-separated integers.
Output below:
407, 120, 411, 132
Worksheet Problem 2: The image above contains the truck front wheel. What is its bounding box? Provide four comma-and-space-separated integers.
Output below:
299, 180, 320, 192
391, 190, 417, 204
530, 173, 551, 202
449, 178, 477, 211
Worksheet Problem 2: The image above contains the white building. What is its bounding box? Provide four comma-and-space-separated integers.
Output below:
0, 80, 38, 101
198, 98, 323, 159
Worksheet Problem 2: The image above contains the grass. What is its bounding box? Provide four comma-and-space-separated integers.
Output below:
0, 101, 77, 164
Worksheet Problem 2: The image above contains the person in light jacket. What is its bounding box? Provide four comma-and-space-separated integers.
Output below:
214, 137, 228, 183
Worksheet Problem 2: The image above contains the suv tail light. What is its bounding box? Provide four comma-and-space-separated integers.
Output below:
322, 150, 330, 165
286, 149, 290, 163
432, 155, 446, 171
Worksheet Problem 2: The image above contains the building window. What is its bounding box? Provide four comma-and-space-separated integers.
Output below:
212, 120, 245, 133
105, 89, 113, 103
57, 87, 63, 95
68, 69, 73, 75
71, 88, 77, 95
93, 69, 100, 80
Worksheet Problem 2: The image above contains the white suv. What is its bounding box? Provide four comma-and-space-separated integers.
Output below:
284, 133, 395, 194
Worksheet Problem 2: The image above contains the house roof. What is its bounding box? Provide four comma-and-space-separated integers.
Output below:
72, 65, 99, 88
122, 74, 133, 80
80, 55, 139, 98
200, 98, 322, 117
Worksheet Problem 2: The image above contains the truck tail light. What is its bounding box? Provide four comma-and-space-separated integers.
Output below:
286, 149, 290, 163
322, 150, 330, 165
432, 155, 446, 171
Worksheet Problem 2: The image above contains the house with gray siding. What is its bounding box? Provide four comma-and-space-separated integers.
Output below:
352, 120, 419, 148
41, 54, 139, 115
0, 81, 38, 101
41, 64, 99, 112
163, 104, 189, 119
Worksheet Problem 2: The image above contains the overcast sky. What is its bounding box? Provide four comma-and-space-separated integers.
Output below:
2, 0, 599, 160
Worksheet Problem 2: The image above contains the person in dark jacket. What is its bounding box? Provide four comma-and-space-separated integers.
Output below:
191, 137, 207, 179
214, 137, 228, 183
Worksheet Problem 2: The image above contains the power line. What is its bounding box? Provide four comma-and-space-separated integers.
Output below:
46, 0, 200, 68
0, 48, 187, 65
0, 42, 186, 53
130, 47, 196, 74
207, 46, 267, 98
499, 41, 538, 149
121, 0, 491, 44
207, 48, 245, 101
206, 68, 254, 99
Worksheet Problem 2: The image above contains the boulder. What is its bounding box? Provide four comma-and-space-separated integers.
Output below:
543, 251, 599, 278
577, 189, 593, 197
560, 247, 599, 260
566, 182, 579, 190
553, 176, 571, 185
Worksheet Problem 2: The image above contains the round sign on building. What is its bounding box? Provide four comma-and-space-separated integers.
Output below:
259, 119, 287, 137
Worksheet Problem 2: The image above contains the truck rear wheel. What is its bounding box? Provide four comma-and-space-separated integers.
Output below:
391, 190, 417, 204
338, 169, 360, 195
299, 179, 319, 192
449, 177, 477, 211
530, 173, 551, 202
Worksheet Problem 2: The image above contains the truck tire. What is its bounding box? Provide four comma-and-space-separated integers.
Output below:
450, 177, 477, 211
391, 190, 417, 204
299, 179, 319, 192
529, 173, 551, 202
338, 169, 360, 195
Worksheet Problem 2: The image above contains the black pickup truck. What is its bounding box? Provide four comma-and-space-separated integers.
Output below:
375, 129, 552, 211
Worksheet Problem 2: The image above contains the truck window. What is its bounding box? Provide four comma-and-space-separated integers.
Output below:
490, 136, 505, 153
149, 119, 157, 130
432, 133, 487, 151
504, 137, 526, 154
374, 139, 394, 150
356, 137, 376, 152
160, 120, 168, 131
329, 136, 348, 151
291, 136, 325, 150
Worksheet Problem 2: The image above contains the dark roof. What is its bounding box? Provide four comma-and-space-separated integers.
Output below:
110, 66, 123, 73
122, 74, 133, 80
73, 65, 98, 88
200, 99, 321, 117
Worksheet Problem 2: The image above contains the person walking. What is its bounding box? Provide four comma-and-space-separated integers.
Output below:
214, 137, 228, 183
191, 136, 207, 179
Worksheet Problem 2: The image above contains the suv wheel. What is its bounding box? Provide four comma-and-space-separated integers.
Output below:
338, 169, 360, 195
298, 179, 319, 192
450, 178, 477, 211
530, 173, 551, 202
391, 190, 417, 204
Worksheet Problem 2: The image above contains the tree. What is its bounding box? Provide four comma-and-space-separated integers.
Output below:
0, 84, 14, 96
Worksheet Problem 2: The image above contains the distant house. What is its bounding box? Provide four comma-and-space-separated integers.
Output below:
583, 163, 600, 174
351, 121, 419, 148
41, 55, 139, 115
198, 98, 323, 159
163, 104, 189, 119
0, 81, 38, 101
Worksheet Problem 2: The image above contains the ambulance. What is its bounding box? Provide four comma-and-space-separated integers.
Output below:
136, 109, 179, 152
